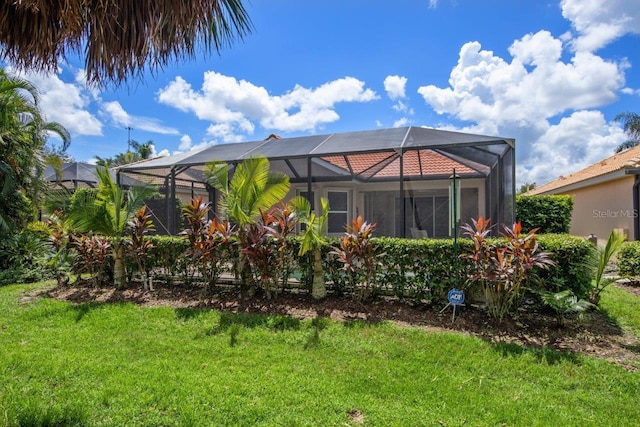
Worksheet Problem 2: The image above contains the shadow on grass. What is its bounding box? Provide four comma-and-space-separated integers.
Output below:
208, 311, 301, 336
490, 341, 583, 366
175, 307, 205, 321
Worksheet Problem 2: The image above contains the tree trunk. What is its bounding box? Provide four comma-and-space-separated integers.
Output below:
113, 244, 126, 289
311, 249, 326, 300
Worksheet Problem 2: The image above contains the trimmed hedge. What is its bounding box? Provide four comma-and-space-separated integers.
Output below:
119, 233, 594, 301
516, 195, 573, 234
618, 241, 640, 276
535, 234, 594, 298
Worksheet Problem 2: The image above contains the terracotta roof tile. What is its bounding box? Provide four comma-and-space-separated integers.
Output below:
321, 150, 477, 178
527, 144, 640, 195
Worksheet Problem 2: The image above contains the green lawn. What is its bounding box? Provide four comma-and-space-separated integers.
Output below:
1, 281, 639, 426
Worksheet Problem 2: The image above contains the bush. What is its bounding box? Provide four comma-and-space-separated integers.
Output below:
535, 234, 594, 298
516, 195, 573, 233
618, 241, 640, 276
0, 228, 51, 286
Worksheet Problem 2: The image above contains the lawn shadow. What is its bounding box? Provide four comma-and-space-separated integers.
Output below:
207, 311, 301, 336
175, 307, 205, 321
490, 341, 583, 366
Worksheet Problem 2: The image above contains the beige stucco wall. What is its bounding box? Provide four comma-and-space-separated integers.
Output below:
559, 176, 635, 242
290, 178, 486, 237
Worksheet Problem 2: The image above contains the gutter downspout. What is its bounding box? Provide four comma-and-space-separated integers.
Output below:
634, 175, 640, 241
625, 169, 640, 241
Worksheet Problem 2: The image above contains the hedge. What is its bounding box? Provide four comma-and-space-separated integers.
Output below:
516, 194, 573, 234
618, 241, 640, 277
115, 233, 594, 301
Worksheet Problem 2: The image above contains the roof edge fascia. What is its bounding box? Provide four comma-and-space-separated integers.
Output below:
533, 169, 629, 194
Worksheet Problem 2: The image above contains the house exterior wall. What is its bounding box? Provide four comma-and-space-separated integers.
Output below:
558, 175, 635, 242
290, 178, 486, 238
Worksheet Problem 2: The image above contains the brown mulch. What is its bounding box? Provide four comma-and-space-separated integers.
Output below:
43, 280, 640, 371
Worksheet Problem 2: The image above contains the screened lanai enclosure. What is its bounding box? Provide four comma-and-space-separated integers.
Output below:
117, 126, 515, 238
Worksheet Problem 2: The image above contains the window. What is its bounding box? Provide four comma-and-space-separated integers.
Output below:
327, 190, 349, 234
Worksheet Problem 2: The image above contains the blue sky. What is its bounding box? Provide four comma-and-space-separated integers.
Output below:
9, 0, 640, 187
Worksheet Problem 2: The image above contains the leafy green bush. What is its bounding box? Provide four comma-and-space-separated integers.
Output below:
373, 237, 470, 303
617, 241, 640, 276
0, 228, 51, 286
535, 234, 594, 298
516, 195, 573, 233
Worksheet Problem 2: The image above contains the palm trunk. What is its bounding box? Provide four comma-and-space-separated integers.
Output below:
311, 248, 326, 300
113, 243, 126, 289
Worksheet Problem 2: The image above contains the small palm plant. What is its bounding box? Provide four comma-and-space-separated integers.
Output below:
290, 196, 330, 300
587, 230, 626, 305
540, 289, 594, 326
204, 156, 290, 298
66, 166, 156, 288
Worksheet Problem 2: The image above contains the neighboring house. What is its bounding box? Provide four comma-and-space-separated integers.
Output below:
119, 126, 516, 238
526, 145, 640, 241
45, 161, 208, 234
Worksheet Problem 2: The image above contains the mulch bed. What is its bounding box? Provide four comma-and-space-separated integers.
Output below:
43, 280, 640, 371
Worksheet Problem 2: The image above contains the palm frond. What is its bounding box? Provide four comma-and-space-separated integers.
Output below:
0, 0, 253, 86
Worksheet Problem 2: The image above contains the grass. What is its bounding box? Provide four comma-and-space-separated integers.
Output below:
598, 285, 640, 337
0, 281, 639, 426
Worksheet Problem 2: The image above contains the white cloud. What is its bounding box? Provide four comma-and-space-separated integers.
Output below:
13, 68, 103, 136
178, 134, 193, 151
392, 100, 414, 115
101, 101, 179, 135
393, 117, 410, 128
561, 0, 640, 52
517, 110, 625, 185
206, 123, 246, 143
416, 28, 628, 186
157, 72, 378, 134
621, 87, 640, 95
384, 75, 408, 100
428, 0, 438, 8
418, 33, 623, 127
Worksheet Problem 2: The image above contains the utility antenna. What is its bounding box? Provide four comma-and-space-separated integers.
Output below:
126, 126, 133, 152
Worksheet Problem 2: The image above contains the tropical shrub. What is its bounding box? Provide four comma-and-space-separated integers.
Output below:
461, 217, 554, 319
330, 216, 380, 301
129, 205, 155, 290
516, 194, 573, 233
0, 227, 50, 286
45, 211, 73, 286
263, 204, 299, 295
71, 234, 111, 286
181, 197, 235, 292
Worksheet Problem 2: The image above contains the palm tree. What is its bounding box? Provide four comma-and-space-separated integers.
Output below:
0, 68, 70, 234
290, 196, 330, 300
204, 156, 290, 297
1, 0, 252, 86
66, 166, 156, 288
96, 140, 155, 167
614, 112, 640, 153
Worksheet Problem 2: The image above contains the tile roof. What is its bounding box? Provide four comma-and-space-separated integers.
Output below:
527, 144, 640, 195
321, 149, 478, 179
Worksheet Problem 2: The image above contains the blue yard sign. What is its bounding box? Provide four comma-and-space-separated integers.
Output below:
441, 288, 465, 323
447, 288, 465, 306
